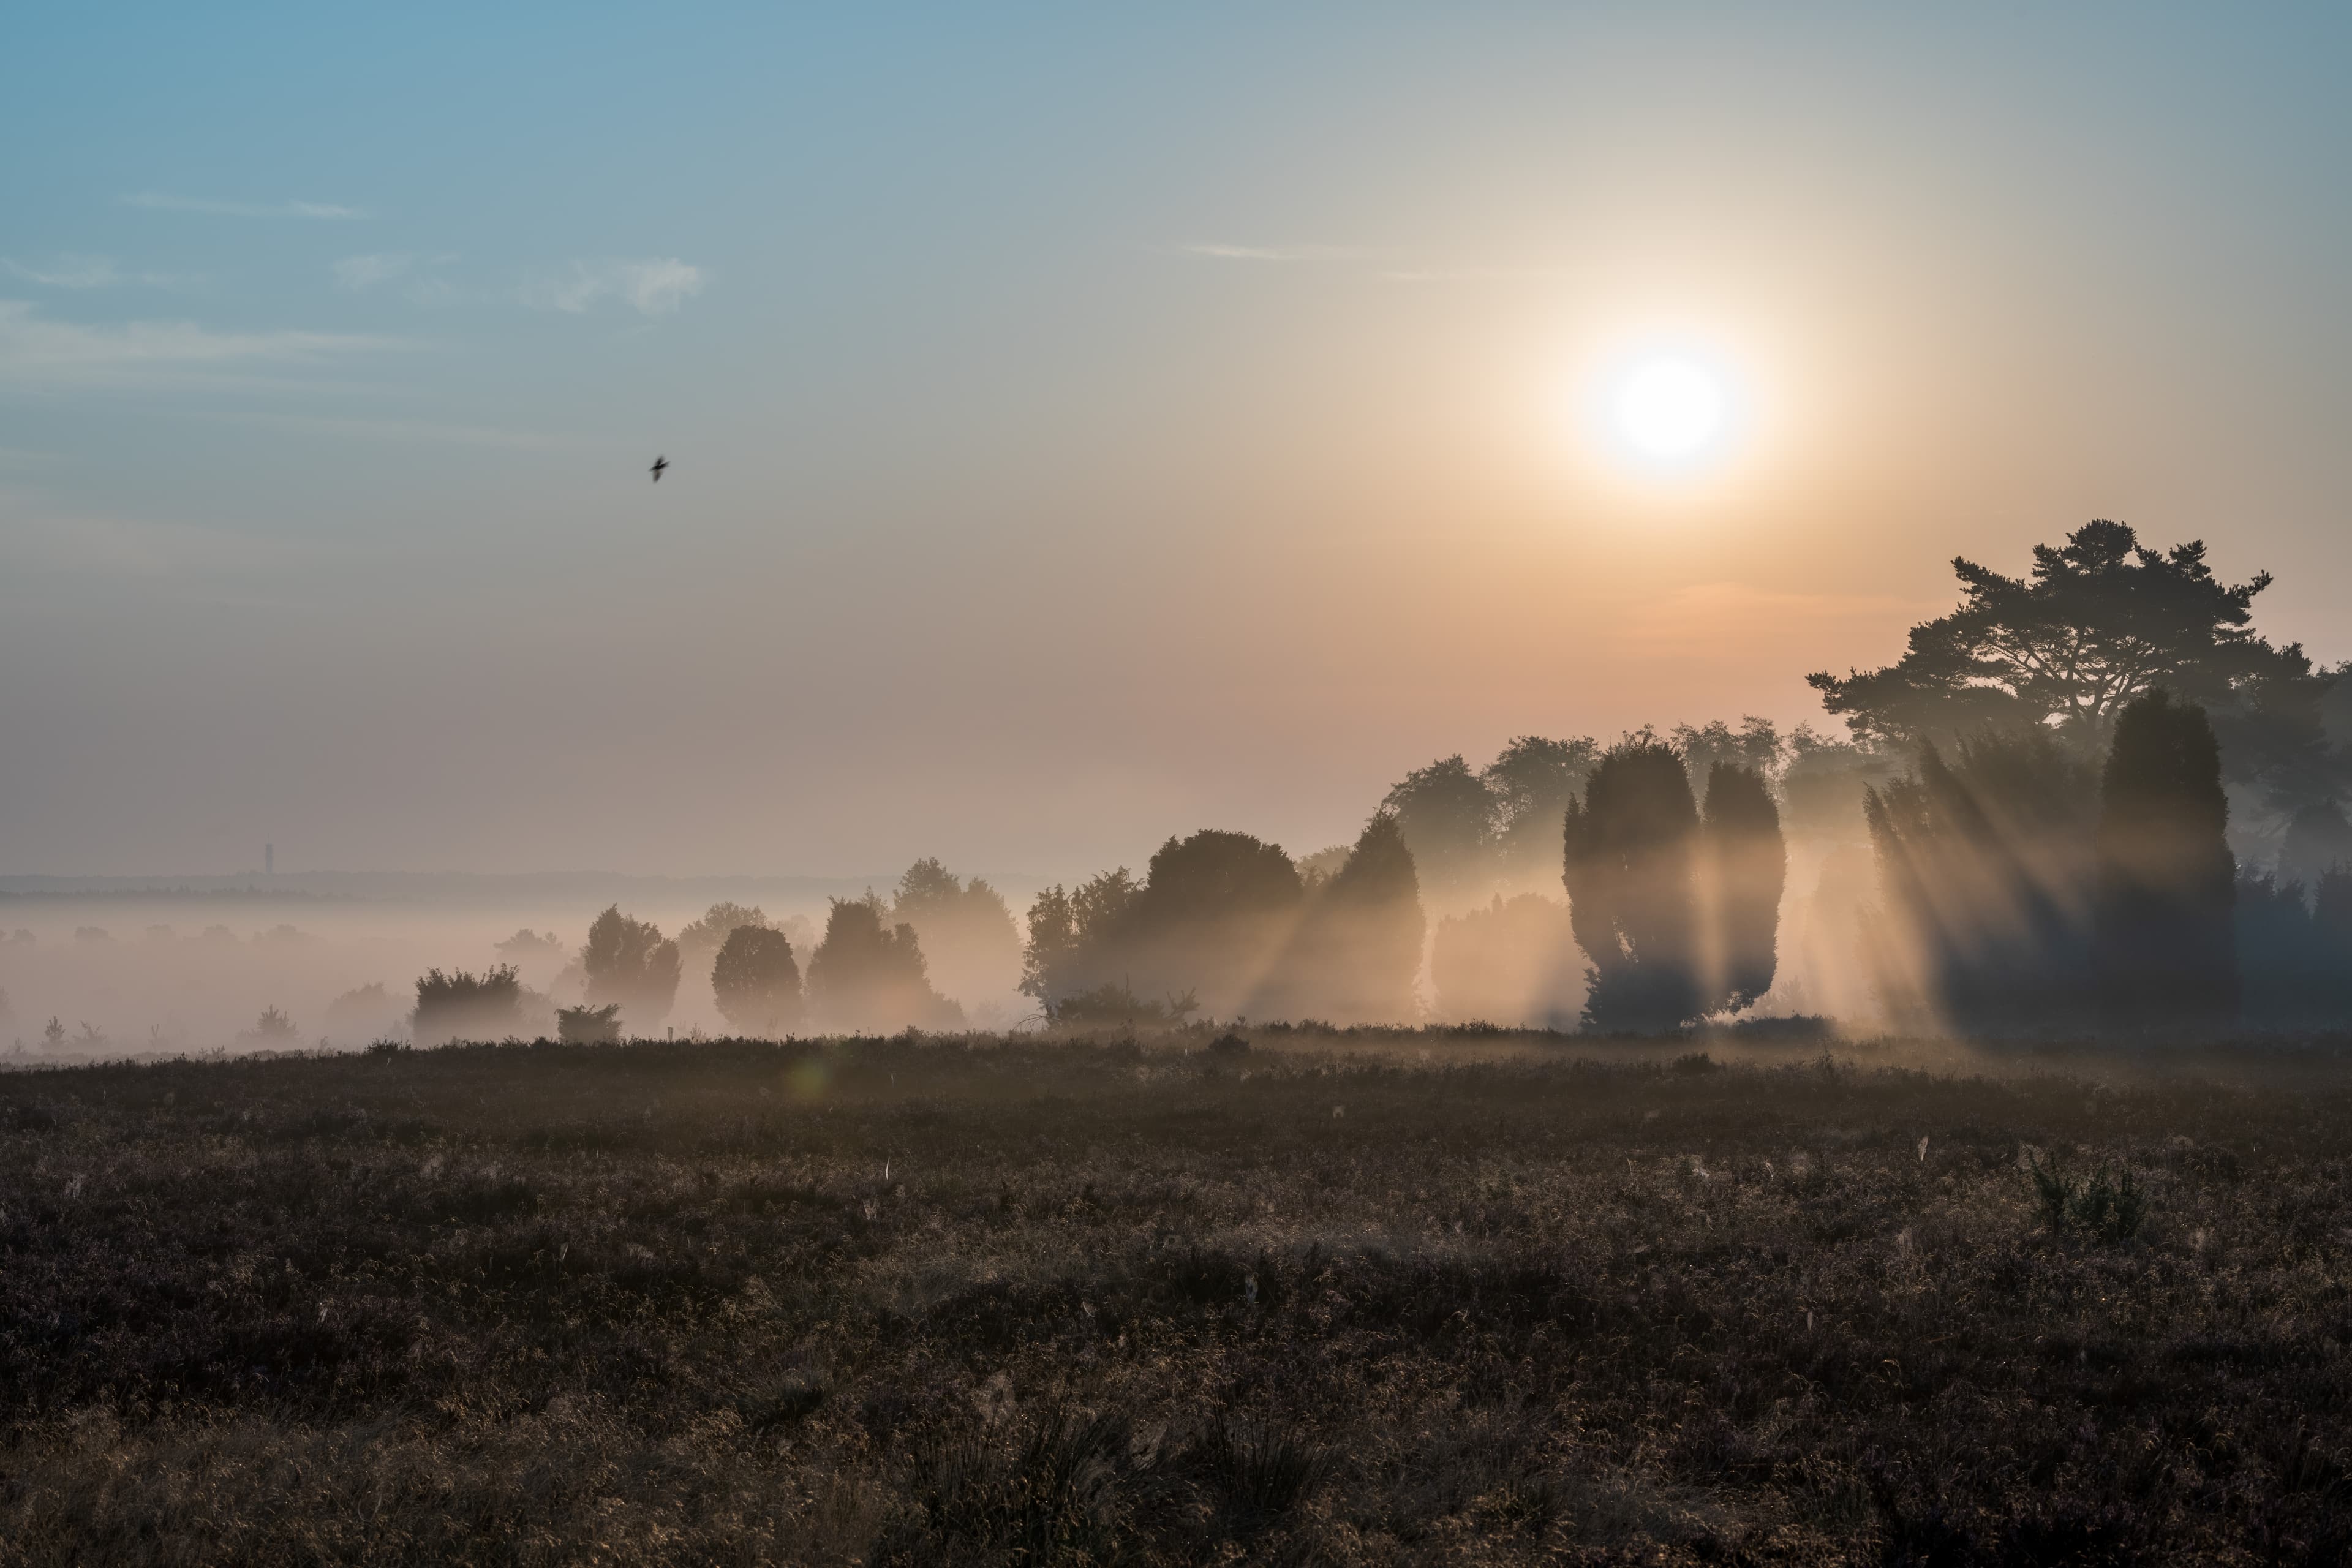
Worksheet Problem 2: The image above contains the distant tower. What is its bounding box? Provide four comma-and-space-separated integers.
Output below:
265, 843, 274, 876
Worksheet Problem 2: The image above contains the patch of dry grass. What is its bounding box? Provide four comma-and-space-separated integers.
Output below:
4, 1030, 2351, 1563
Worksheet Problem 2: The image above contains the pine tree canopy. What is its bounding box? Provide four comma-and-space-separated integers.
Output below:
1807, 521, 2331, 801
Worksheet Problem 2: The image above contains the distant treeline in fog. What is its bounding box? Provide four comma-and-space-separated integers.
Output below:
9, 520, 2352, 1049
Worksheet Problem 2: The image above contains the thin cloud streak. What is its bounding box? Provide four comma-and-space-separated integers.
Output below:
3, 255, 198, 290
521, 258, 706, 316
123, 192, 369, 220
0, 299, 405, 383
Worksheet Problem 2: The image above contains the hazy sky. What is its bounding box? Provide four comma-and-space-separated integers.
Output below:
6, 3, 2351, 880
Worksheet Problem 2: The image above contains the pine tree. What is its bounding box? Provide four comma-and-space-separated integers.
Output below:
1701, 763, 1786, 1011
712, 925, 802, 1036
581, 907, 683, 1028
889, 859, 1022, 1009
1264, 811, 1425, 1023
806, 895, 962, 1033
2094, 689, 2238, 1023
1562, 737, 1703, 1031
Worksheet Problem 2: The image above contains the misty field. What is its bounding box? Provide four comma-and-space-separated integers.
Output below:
4, 1032, 2351, 1566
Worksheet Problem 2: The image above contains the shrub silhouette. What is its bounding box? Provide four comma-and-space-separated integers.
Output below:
1049, 981, 1197, 1027
412, 965, 524, 1046
712, 924, 802, 1036
2094, 688, 2238, 1025
2026, 1153, 2147, 1242
806, 895, 962, 1033
557, 1003, 623, 1044
245, 1005, 297, 1044
581, 907, 682, 1030
1563, 737, 1704, 1031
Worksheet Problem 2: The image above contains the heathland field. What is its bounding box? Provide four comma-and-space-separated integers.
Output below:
4, 1031, 2351, 1564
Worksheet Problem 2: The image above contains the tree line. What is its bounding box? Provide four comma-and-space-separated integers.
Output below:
402, 519, 2351, 1040
410, 861, 1018, 1044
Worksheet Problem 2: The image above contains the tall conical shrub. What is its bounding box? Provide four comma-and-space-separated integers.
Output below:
1701, 763, 1785, 1010
2094, 688, 2237, 1023
1262, 811, 1425, 1023
1562, 737, 1702, 1031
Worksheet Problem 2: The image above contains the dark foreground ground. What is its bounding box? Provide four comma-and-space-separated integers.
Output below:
4, 1030, 2351, 1566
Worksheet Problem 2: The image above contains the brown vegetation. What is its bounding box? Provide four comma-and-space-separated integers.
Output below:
4, 1031, 2351, 1562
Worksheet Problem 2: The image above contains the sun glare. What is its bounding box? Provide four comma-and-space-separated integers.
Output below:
1615, 356, 1727, 462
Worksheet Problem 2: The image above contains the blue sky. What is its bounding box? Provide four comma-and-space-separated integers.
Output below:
6, 4, 2352, 876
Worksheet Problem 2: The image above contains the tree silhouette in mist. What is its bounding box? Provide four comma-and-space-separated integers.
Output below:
1807, 520, 2337, 813
2233, 870, 2352, 1023
806, 895, 961, 1033
2280, 801, 2352, 892
2092, 690, 2238, 1025
1382, 756, 1496, 910
674, 902, 769, 982
1863, 729, 2099, 1029
1701, 762, 1786, 1011
1563, 737, 1705, 1032
1020, 869, 1142, 1017
493, 930, 567, 982
1023, 834, 1306, 1022
1119, 830, 1304, 1019
1261, 811, 1425, 1023
1482, 736, 1599, 892
581, 907, 682, 1031
890, 859, 1021, 1009
712, 924, 802, 1036
1674, 719, 1784, 790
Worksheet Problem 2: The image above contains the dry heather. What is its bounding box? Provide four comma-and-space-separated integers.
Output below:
2, 1031, 2351, 1564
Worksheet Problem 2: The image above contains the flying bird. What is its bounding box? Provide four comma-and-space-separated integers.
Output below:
649, 456, 669, 483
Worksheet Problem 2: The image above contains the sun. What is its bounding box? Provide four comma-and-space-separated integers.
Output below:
1614, 356, 1727, 462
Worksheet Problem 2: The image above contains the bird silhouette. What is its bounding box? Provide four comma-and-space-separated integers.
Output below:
649, 456, 669, 483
